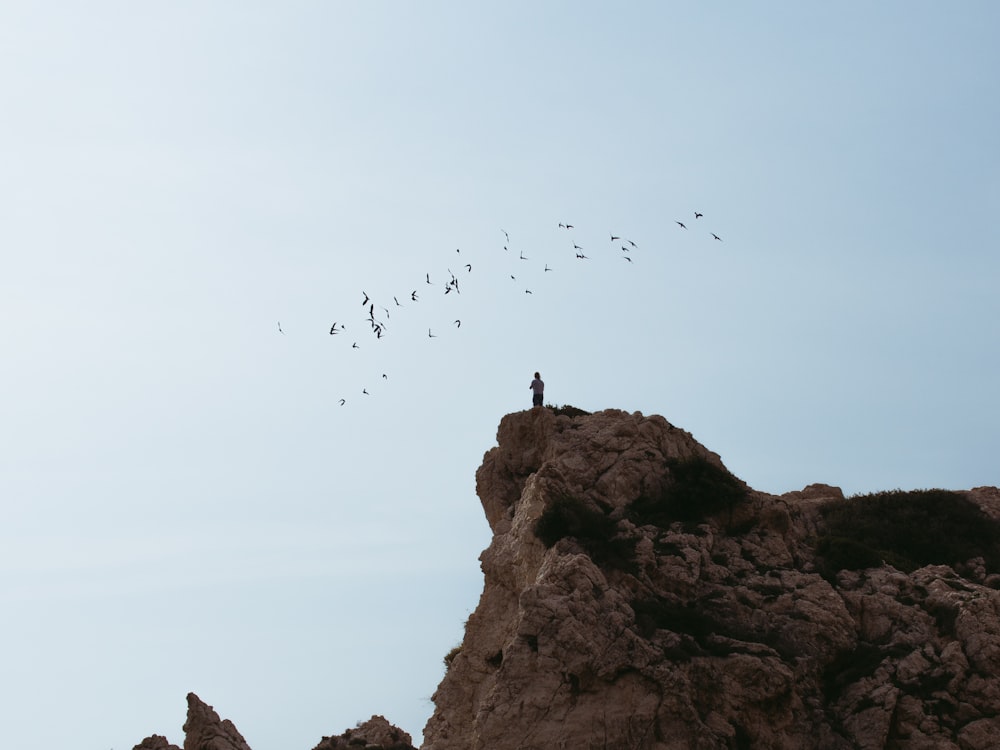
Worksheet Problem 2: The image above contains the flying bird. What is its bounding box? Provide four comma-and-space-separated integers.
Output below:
519, 251, 528, 260
575, 253, 589, 259
454, 319, 461, 328
361, 291, 369, 306
277, 322, 285, 334
558, 223, 574, 229
676, 221, 687, 229
426, 273, 432, 284
525, 289, 533, 294
363, 389, 369, 395
352, 342, 359, 349
329, 322, 341, 335
394, 296, 402, 306
339, 399, 346, 406
712, 233, 722, 241
428, 328, 437, 338
545, 264, 552, 272
623, 256, 633, 263
694, 212, 703, 219
611, 234, 621, 241
411, 290, 418, 301
465, 263, 472, 272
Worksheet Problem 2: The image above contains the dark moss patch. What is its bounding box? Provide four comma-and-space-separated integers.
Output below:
629, 455, 748, 526
534, 493, 638, 573
817, 489, 1000, 576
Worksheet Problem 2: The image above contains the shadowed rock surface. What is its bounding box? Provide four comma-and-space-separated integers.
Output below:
135, 409, 1000, 750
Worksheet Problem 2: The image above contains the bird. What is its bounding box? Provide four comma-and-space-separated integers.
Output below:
363, 388, 369, 395
545, 264, 552, 272
382, 373, 388, 379
394, 296, 402, 306
361, 291, 369, 306
426, 273, 432, 284
575, 252, 589, 259
676, 221, 687, 229
627, 239, 637, 248
428, 328, 437, 338
525, 289, 533, 294
465, 263, 472, 272
519, 251, 528, 260
558, 223, 574, 229
411, 290, 418, 301
712, 233, 722, 241
339, 399, 346, 406
277, 322, 285, 334
573, 244, 583, 250
352, 342, 359, 349
329, 322, 340, 335
611, 234, 621, 241
623, 256, 633, 263
454, 319, 461, 328
694, 212, 703, 219
502, 229, 510, 243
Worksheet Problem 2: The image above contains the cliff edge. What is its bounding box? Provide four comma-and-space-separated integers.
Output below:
422, 408, 1000, 750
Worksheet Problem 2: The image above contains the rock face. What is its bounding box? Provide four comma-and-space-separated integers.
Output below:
421, 408, 1000, 750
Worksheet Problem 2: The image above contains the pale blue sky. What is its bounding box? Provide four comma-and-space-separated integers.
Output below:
2, 3, 999, 748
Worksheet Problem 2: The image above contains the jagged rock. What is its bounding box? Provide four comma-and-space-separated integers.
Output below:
182, 693, 253, 750
423, 408, 1000, 750
133, 736, 181, 750
312, 715, 416, 749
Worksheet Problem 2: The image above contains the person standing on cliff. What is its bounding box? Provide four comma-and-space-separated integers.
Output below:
530, 372, 544, 408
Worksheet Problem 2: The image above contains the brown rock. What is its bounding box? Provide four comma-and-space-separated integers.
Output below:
424, 408, 1000, 750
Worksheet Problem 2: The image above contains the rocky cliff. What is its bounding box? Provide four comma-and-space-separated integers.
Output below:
136, 409, 1000, 750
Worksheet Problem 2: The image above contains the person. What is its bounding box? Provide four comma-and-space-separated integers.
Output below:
529, 372, 544, 408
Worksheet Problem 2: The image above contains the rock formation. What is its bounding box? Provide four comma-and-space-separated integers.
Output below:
135, 408, 1000, 750
422, 408, 1000, 749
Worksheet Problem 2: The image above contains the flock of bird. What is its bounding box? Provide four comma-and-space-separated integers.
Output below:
277, 213, 724, 407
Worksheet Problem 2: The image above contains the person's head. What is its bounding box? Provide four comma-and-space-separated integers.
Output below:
534, 372, 540, 379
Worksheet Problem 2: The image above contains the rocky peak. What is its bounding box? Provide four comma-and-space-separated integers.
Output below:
423, 407, 1000, 750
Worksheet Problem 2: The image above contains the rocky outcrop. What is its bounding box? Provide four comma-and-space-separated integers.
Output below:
422, 408, 1000, 750
135, 409, 1000, 750
133, 694, 414, 750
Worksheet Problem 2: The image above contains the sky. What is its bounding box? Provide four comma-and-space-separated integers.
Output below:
1, 2, 999, 748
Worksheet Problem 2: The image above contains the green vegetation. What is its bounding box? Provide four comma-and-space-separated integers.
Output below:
545, 403, 591, 417
816, 489, 1000, 575
629, 455, 748, 526
534, 493, 637, 573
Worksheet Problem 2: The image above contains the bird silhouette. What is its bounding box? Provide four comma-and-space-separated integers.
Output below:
352, 342, 359, 349
712, 233, 722, 241
428, 328, 437, 338
411, 290, 418, 301
623, 256, 633, 263
426, 273, 432, 284
694, 212, 703, 219
545, 264, 552, 272
277, 322, 285, 334
339, 399, 346, 406
676, 221, 687, 229
454, 319, 461, 328
465, 263, 472, 272
361, 292, 369, 306
519, 251, 528, 260
329, 322, 340, 335
575, 253, 589, 259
